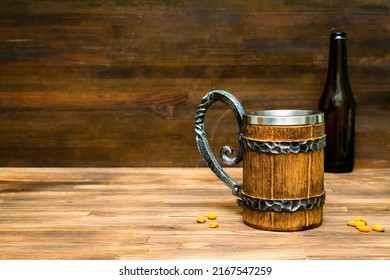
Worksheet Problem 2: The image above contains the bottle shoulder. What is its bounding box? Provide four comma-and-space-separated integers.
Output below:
319, 87, 355, 109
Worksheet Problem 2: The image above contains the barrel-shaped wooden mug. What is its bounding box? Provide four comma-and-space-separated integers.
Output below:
195, 90, 326, 231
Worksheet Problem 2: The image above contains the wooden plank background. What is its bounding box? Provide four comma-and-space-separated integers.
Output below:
0, 0, 389, 167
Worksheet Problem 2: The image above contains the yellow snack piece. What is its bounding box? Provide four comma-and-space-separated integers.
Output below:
347, 217, 367, 228
357, 225, 371, 232
354, 217, 367, 224
355, 220, 367, 228
208, 222, 219, 228
196, 216, 207, 223
347, 220, 357, 227
372, 224, 385, 232
207, 212, 217, 220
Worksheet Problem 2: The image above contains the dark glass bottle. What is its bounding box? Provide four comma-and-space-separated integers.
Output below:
319, 32, 356, 173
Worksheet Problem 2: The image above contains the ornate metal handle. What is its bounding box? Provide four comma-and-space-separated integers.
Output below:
194, 90, 245, 197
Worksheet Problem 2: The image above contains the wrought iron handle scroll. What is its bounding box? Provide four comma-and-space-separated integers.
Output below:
194, 90, 245, 197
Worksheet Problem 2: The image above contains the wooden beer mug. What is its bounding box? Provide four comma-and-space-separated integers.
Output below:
195, 90, 326, 231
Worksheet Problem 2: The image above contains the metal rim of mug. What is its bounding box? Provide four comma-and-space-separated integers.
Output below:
244, 110, 324, 125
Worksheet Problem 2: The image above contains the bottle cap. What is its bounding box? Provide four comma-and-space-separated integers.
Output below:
331, 32, 347, 40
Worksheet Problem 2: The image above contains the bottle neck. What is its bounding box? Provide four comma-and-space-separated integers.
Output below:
326, 33, 350, 87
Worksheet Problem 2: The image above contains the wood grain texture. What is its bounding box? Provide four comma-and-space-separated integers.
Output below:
0, 0, 389, 167
0, 167, 389, 260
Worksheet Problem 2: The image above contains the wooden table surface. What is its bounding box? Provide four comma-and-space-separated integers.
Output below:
0, 167, 389, 260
